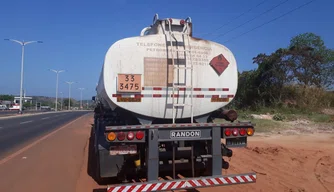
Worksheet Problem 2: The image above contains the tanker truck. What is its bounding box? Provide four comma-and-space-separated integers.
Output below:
92, 14, 256, 192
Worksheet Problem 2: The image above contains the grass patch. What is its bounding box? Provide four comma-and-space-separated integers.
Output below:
216, 107, 334, 133
245, 119, 286, 133
236, 107, 334, 123
307, 113, 333, 123
278, 112, 332, 123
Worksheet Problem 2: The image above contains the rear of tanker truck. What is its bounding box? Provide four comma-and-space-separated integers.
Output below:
92, 14, 256, 192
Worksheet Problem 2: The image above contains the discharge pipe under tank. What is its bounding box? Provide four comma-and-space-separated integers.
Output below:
210, 109, 238, 122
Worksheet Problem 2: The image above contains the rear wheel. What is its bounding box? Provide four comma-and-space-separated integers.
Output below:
94, 151, 104, 183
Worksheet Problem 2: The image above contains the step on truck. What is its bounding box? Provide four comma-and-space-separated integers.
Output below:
92, 14, 256, 192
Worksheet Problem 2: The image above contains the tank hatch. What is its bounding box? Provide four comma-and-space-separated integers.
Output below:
140, 13, 193, 36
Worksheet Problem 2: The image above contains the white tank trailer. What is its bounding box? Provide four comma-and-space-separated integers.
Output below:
95, 14, 238, 124
92, 15, 256, 191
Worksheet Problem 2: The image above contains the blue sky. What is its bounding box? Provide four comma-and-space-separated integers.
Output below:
0, 0, 333, 100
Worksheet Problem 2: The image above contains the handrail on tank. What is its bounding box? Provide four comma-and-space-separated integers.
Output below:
140, 27, 152, 36
185, 17, 192, 23
153, 13, 159, 24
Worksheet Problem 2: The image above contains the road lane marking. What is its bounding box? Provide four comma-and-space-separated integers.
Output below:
0, 113, 89, 165
20, 120, 33, 124
41, 117, 50, 120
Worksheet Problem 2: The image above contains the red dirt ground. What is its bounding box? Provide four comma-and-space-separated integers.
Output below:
76, 117, 334, 192
0, 114, 333, 192
202, 134, 334, 192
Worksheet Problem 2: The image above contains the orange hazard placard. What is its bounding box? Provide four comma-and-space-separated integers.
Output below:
117, 74, 142, 93
209, 54, 230, 76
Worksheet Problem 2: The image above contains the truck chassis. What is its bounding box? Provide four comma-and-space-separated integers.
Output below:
92, 108, 257, 192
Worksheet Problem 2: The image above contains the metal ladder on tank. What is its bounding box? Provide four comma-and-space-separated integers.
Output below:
167, 18, 194, 124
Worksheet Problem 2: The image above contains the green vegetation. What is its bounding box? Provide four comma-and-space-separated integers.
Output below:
226, 32, 334, 132
247, 119, 285, 133
0, 95, 14, 101
23, 102, 33, 108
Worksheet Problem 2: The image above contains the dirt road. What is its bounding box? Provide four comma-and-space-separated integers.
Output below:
207, 134, 334, 192
0, 114, 333, 192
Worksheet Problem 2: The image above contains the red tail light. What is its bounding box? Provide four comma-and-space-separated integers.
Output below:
136, 131, 144, 140
127, 131, 134, 140
232, 128, 238, 136
117, 132, 125, 141
224, 128, 231, 136
239, 128, 246, 136
180, 19, 185, 25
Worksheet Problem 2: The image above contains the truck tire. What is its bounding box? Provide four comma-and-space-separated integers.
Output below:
94, 151, 105, 184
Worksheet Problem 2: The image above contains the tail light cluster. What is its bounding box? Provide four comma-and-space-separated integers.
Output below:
224, 128, 254, 137
106, 131, 145, 142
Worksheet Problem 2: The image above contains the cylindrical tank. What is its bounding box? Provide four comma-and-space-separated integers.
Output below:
96, 22, 238, 120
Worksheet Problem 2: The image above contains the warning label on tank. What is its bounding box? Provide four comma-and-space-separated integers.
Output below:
209, 54, 230, 76
136, 42, 212, 66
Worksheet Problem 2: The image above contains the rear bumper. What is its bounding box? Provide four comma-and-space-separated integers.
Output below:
107, 172, 256, 192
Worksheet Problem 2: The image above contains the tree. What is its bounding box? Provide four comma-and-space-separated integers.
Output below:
232, 32, 334, 110
23, 102, 32, 108
247, 48, 293, 107
233, 70, 259, 108
0, 95, 14, 101
287, 32, 334, 88
63, 98, 78, 109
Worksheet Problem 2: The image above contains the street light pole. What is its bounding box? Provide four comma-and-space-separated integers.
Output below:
78, 88, 85, 110
65, 81, 76, 110
60, 92, 63, 111
50, 69, 65, 111
4, 39, 43, 114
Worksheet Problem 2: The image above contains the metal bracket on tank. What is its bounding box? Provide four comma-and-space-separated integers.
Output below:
153, 13, 159, 24
136, 114, 153, 125
194, 114, 211, 123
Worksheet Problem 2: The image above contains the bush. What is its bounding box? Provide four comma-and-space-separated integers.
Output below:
273, 113, 286, 121
281, 85, 334, 110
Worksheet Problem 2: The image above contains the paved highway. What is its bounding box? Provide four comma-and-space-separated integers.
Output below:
0, 111, 91, 158
0, 110, 52, 117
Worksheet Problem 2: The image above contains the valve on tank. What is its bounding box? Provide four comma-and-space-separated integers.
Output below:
210, 109, 238, 122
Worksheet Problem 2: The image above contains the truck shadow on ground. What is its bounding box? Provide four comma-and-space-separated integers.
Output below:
92, 190, 107, 192
87, 124, 118, 192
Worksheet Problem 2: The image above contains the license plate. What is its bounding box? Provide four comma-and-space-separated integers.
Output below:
110, 145, 137, 155
170, 130, 201, 139
226, 137, 247, 148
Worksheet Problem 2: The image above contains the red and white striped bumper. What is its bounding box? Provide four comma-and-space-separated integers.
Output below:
107, 173, 256, 192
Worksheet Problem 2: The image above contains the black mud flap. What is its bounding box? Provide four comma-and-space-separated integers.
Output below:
226, 137, 247, 148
